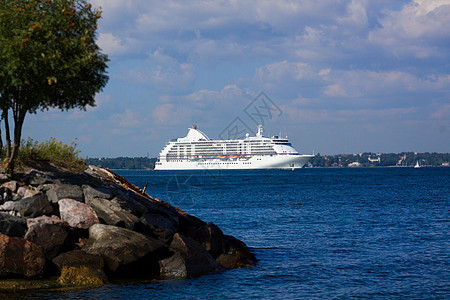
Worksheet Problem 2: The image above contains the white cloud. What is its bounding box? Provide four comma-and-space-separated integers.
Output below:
368, 0, 450, 58
97, 33, 130, 56
321, 70, 450, 99
123, 50, 196, 94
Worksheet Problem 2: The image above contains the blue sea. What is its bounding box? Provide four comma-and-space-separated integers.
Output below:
19, 167, 450, 299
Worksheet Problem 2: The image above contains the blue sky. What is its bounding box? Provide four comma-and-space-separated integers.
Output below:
24, 0, 450, 157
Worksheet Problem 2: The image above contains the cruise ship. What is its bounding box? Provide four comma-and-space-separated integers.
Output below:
154, 125, 314, 170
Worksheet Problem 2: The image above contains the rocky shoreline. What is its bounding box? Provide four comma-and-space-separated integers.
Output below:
0, 162, 257, 289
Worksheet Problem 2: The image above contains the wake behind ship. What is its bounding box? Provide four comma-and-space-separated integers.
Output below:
155, 125, 314, 170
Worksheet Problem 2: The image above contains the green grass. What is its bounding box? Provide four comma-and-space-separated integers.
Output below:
17, 137, 86, 172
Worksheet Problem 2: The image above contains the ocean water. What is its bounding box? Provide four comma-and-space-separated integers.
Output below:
16, 167, 450, 299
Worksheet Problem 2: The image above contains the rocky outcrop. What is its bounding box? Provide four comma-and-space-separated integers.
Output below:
88, 198, 138, 230
25, 221, 68, 259
0, 163, 257, 287
0, 233, 45, 278
53, 250, 108, 285
0, 213, 27, 237
46, 184, 84, 203
0, 192, 53, 218
159, 233, 222, 278
82, 224, 164, 273
58, 199, 99, 229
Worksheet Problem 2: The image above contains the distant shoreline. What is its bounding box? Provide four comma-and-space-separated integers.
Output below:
86, 152, 450, 170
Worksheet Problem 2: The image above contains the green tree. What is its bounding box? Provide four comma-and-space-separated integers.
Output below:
0, 0, 108, 175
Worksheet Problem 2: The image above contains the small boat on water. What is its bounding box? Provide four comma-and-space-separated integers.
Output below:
414, 161, 421, 168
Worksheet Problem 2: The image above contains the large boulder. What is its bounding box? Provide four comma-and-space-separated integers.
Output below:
24, 222, 68, 259
88, 198, 138, 230
82, 185, 113, 203
58, 199, 99, 229
27, 170, 54, 186
82, 224, 165, 273
0, 193, 53, 218
26, 215, 66, 228
159, 233, 222, 278
0, 186, 12, 204
216, 235, 258, 269
2, 180, 18, 193
0, 233, 45, 278
0, 213, 27, 237
46, 184, 84, 203
110, 194, 148, 217
136, 213, 177, 244
186, 222, 225, 258
53, 250, 108, 285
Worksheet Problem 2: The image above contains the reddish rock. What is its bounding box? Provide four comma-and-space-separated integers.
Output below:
58, 199, 99, 229
26, 215, 65, 228
25, 223, 68, 259
0, 233, 45, 278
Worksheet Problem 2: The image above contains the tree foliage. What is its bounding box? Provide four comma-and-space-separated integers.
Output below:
0, 0, 108, 175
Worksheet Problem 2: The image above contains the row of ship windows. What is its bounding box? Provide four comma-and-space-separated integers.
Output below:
197, 162, 252, 165
168, 144, 281, 147
166, 152, 277, 157
177, 140, 273, 144
170, 143, 277, 147
168, 147, 276, 151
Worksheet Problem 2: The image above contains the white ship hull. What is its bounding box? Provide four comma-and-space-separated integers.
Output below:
155, 125, 314, 171
155, 154, 313, 170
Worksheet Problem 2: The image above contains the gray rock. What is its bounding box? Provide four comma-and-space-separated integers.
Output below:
2, 180, 18, 193
186, 222, 225, 258
137, 213, 177, 244
0, 213, 27, 237
58, 198, 99, 229
0, 193, 53, 218
82, 224, 164, 272
17, 186, 39, 199
159, 233, 221, 278
82, 185, 113, 203
216, 235, 258, 268
111, 194, 148, 217
0, 187, 11, 204
46, 184, 84, 203
88, 198, 138, 230
27, 170, 54, 186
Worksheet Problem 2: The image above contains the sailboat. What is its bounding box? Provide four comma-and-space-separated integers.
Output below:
414, 161, 421, 168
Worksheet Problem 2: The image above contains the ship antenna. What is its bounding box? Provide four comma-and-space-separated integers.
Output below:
192, 124, 197, 129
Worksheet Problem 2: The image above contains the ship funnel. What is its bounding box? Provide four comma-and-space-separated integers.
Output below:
256, 125, 263, 137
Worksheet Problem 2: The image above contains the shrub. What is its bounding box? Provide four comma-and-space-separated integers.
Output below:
17, 137, 86, 172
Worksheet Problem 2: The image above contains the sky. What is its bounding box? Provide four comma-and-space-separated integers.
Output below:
23, 0, 450, 157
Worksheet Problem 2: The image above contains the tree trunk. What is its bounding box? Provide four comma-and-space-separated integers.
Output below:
6, 109, 26, 176
0, 120, 3, 154
3, 109, 11, 159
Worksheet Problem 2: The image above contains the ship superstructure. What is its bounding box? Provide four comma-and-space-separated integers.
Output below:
155, 125, 313, 170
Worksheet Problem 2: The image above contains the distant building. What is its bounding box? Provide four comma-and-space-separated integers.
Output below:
368, 156, 380, 163
348, 162, 361, 167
